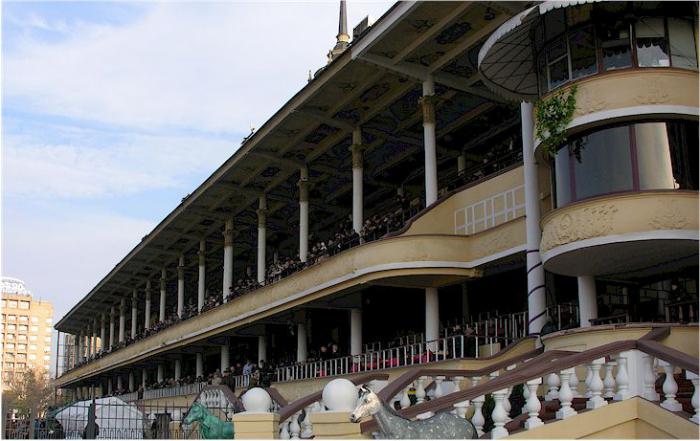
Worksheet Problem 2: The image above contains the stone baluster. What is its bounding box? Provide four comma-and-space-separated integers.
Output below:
556, 368, 577, 419
586, 358, 607, 409
289, 410, 302, 439
434, 376, 445, 399
471, 376, 481, 388
400, 383, 412, 409
415, 376, 427, 404
614, 353, 630, 401
524, 378, 543, 429
545, 372, 560, 401
503, 364, 516, 421
521, 381, 530, 414
659, 360, 682, 411
584, 365, 593, 398
686, 371, 698, 424
280, 419, 290, 439
471, 395, 485, 436
569, 366, 581, 398
490, 389, 509, 439
300, 405, 314, 438
642, 354, 660, 401
451, 376, 467, 417
603, 360, 617, 399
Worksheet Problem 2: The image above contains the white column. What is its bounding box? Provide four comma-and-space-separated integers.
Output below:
257, 196, 267, 285
223, 218, 234, 303
131, 289, 138, 338
109, 306, 115, 348
421, 76, 438, 206
221, 342, 230, 372
425, 288, 439, 351
351, 127, 364, 234
77, 331, 83, 362
144, 281, 151, 330
177, 254, 185, 318
92, 320, 98, 354
118, 298, 126, 343
350, 308, 363, 356
258, 335, 267, 364
159, 268, 167, 322
128, 371, 135, 392
297, 322, 308, 362
578, 276, 598, 327
117, 375, 123, 392
298, 167, 310, 262
198, 240, 206, 311
196, 352, 204, 378
100, 313, 106, 351
157, 364, 164, 383
142, 368, 148, 389
174, 358, 182, 381
107, 378, 113, 395
521, 102, 547, 335
457, 154, 466, 175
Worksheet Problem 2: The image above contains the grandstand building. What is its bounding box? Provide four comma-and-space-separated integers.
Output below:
53, 1, 698, 438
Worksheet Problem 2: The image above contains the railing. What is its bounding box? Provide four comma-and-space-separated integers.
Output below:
665, 299, 698, 323
142, 381, 206, 400
116, 391, 139, 402
363, 333, 424, 352
274, 335, 483, 383
454, 184, 525, 236
359, 326, 698, 438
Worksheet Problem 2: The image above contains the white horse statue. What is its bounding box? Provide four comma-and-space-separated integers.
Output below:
350, 385, 477, 439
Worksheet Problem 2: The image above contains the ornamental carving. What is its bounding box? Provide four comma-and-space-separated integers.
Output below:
649, 200, 689, 229
576, 87, 608, 115
477, 228, 516, 256
541, 204, 618, 251
634, 81, 669, 105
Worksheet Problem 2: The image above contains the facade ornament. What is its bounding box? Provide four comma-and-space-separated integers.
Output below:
418, 95, 437, 125
350, 143, 364, 169
649, 200, 689, 229
541, 203, 618, 252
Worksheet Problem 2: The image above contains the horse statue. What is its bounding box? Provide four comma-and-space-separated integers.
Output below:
350, 385, 477, 439
183, 402, 234, 439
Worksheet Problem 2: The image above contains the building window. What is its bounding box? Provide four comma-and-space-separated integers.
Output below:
635, 17, 670, 67
19, 316, 28, 323
553, 120, 698, 207
31, 317, 38, 323
19, 325, 28, 332
7, 325, 15, 331
29, 344, 37, 350
7, 315, 16, 321
45, 318, 52, 324
29, 335, 37, 341
668, 18, 698, 68
45, 327, 52, 334
18, 301, 30, 310
30, 326, 38, 332
8, 301, 17, 308
44, 337, 51, 343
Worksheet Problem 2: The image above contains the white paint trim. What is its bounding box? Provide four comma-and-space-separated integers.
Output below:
454, 185, 525, 235
541, 229, 699, 263
534, 105, 699, 150
351, 2, 419, 59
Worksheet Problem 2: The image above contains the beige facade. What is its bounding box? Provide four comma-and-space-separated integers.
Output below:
1, 279, 54, 390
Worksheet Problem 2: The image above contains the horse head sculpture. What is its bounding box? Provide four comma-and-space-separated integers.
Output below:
350, 385, 382, 423
183, 402, 207, 426
182, 402, 234, 439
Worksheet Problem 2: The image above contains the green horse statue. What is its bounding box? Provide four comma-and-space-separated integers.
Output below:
183, 402, 234, 439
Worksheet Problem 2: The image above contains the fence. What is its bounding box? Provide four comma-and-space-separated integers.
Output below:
3, 398, 234, 440
142, 382, 206, 400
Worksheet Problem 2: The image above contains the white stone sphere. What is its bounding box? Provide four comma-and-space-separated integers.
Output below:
241, 387, 272, 412
322, 378, 358, 411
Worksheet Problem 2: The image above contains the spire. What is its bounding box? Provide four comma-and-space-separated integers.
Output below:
327, 0, 350, 63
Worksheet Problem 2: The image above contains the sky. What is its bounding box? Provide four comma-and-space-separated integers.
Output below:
1, 0, 393, 341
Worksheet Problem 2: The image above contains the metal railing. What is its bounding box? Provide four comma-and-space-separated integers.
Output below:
142, 382, 206, 400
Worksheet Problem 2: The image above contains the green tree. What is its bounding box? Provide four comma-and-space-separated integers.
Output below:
5, 368, 53, 437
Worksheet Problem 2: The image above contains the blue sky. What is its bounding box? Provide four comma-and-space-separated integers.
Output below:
1, 0, 393, 333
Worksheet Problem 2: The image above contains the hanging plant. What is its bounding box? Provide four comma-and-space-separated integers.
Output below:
535, 85, 578, 158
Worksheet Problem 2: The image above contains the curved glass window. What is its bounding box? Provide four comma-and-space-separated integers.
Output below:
553, 121, 698, 207
535, 3, 698, 93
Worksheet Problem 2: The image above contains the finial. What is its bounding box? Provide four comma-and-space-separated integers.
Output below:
328, 0, 350, 64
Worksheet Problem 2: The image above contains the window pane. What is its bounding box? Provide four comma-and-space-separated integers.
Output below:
635, 123, 676, 190
668, 18, 697, 68
636, 17, 670, 67
554, 148, 573, 206
573, 126, 634, 201
547, 38, 570, 89
601, 21, 633, 70
569, 26, 598, 79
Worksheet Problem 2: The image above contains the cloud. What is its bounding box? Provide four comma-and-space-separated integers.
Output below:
2, 123, 235, 198
3, 1, 393, 133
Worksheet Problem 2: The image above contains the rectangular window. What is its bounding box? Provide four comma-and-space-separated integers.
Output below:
30, 335, 37, 341
8, 301, 17, 308
19, 325, 27, 332
18, 301, 30, 310
30, 326, 38, 332
635, 17, 670, 67
600, 20, 633, 70
7, 325, 15, 331
31, 317, 38, 323
19, 316, 28, 322
547, 37, 570, 89
569, 25, 598, 79
7, 315, 16, 321
668, 18, 697, 68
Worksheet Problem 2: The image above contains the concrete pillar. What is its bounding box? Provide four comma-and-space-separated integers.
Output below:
107, 378, 113, 395
578, 276, 598, 327
159, 268, 167, 322
142, 368, 147, 389
297, 322, 308, 362
119, 298, 126, 343
257, 195, 267, 285
100, 314, 106, 351
223, 218, 234, 303
457, 153, 466, 175
521, 102, 547, 334
425, 287, 439, 351
128, 371, 135, 392
77, 331, 83, 362
157, 364, 164, 383
221, 342, 230, 372
258, 335, 267, 364
196, 352, 204, 378
144, 281, 151, 330
298, 167, 310, 262
421, 76, 438, 206
174, 358, 182, 381
351, 128, 364, 234
350, 308, 362, 356
92, 319, 98, 354
177, 254, 185, 318
116, 375, 123, 392
131, 289, 138, 338
109, 306, 115, 348
198, 240, 206, 311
